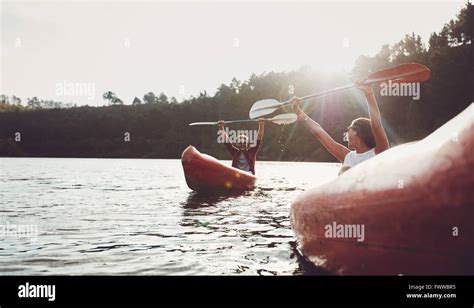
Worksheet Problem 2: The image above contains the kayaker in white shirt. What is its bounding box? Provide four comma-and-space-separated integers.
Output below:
291, 84, 389, 174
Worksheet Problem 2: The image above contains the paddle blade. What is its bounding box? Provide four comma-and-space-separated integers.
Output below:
363, 63, 431, 85
189, 122, 218, 126
249, 99, 282, 119
269, 113, 298, 125
390, 68, 431, 83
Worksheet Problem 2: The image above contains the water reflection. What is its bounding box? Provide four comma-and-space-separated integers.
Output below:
182, 191, 242, 209
180, 191, 331, 275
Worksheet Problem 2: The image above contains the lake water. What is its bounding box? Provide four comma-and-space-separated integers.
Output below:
0, 157, 340, 275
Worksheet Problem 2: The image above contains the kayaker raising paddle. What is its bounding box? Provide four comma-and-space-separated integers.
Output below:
291, 83, 389, 174
217, 118, 265, 175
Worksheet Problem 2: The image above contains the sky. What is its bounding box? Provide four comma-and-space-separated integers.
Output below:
0, 0, 466, 106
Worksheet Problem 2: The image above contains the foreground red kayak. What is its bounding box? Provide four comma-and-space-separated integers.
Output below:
290, 104, 474, 275
181, 146, 256, 192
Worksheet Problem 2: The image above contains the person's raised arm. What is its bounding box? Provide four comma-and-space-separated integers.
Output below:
291, 97, 350, 162
217, 120, 230, 143
358, 85, 389, 154
256, 118, 265, 141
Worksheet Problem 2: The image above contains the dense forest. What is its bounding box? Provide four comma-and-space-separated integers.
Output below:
1, 3, 472, 161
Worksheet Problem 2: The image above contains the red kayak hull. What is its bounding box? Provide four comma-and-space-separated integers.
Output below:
181, 145, 256, 192
290, 104, 474, 275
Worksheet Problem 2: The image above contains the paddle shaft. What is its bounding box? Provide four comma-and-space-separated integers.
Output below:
190, 118, 273, 126
251, 64, 430, 114
252, 83, 355, 112
282, 83, 355, 107
224, 119, 262, 124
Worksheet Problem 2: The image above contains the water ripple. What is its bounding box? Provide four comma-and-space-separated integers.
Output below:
1, 157, 339, 275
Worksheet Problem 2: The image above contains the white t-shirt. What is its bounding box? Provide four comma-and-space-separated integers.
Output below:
343, 148, 376, 167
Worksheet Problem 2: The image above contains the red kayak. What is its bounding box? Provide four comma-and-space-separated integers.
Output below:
290, 104, 474, 275
181, 145, 256, 192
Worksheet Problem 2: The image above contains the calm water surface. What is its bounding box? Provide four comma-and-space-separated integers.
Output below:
0, 158, 339, 275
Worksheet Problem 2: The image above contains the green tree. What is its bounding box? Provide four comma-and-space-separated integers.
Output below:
157, 92, 168, 104
132, 97, 142, 105
143, 92, 156, 104
103, 91, 123, 105
27, 97, 41, 109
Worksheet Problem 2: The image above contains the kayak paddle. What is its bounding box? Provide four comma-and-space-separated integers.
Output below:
249, 63, 431, 119
189, 113, 297, 126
